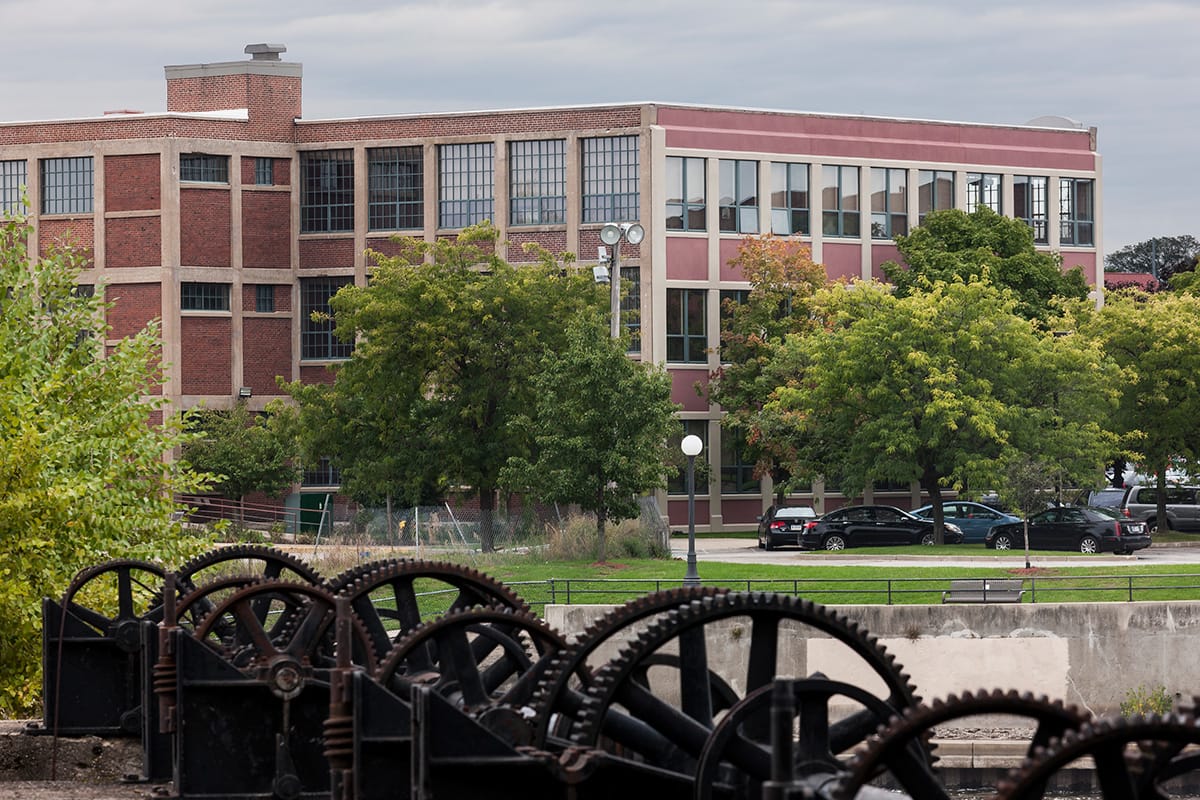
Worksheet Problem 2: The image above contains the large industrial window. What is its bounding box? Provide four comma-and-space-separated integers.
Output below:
439, 143, 494, 229
870, 167, 908, 239
917, 170, 955, 225
509, 139, 566, 225
302, 457, 341, 487
666, 288, 707, 363
821, 165, 859, 237
180, 153, 229, 183
719, 159, 759, 234
667, 420, 709, 494
1059, 178, 1095, 246
1, 160, 26, 214
1013, 175, 1048, 244
368, 146, 423, 231
581, 135, 639, 223
721, 429, 758, 494
966, 172, 1001, 213
620, 265, 641, 354
300, 276, 354, 360
40, 157, 93, 215
300, 150, 354, 233
181, 282, 231, 311
666, 156, 706, 231
770, 162, 809, 236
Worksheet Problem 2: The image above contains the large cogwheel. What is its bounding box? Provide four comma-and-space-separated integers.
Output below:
175, 544, 322, 590
60, 559, 169, 637
996, 714, 1200, 800
531, 586, 728, 748
335, 559, 529, 662
834, 690, 1088, 800
566, 592, 921, 785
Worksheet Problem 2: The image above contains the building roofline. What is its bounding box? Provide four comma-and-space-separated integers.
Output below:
0, 109, 249, 127
164, 60, 302, 80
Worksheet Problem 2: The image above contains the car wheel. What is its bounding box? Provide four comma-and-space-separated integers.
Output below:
993, 534, 1013, 550
1079, 535, 1099, 554
1146, 518, 1159, 535
764, 537, 775, 551
823, 534, 846, 551
757, 536, 765, 550
920, 532, 936, 546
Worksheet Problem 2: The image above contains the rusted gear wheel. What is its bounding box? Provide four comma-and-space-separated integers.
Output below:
174, 574, 283, 646
531, 586, 729, 748
325, 558, 407, 594
336, 559, 529, 662
61, 559, 168, 649
175, 544, 322, 591
193, 579, 376, 673
566, 593, 921, 787
694, 677, 916, 800
834, 690, 1088, 800
996, 714, 1200, 800
376, 606, 567, 743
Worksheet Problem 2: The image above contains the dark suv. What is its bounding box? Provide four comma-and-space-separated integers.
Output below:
1119, 485, 1200, 533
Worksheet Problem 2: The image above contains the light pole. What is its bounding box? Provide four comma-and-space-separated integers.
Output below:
681, 434, 703, 586
598, 222, 645, 340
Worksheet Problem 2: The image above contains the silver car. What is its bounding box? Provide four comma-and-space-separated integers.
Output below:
1120, 485, 1200, 533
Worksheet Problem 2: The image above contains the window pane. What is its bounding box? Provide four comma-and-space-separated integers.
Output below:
509, 139, 565, 225
300, 150, 354, 233
582, 135, 639, 223
1, 160, 27, 214
440, 143, 494, 228
40, 157, 93, 215
369, 146, 423, 231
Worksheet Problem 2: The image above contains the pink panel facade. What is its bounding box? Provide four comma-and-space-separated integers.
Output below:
822, 243, 862, 281
719, 238, 748, 280
870, 243, 903, 280
670, 369, 710, 412
666, 237, 708, 281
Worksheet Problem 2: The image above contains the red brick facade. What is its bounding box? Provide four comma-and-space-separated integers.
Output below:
241, 191, 291, 268
105, 154, 161, 211
106, 216, 161, 268
180, 188, 232, 267
243, 317, 292, 396
105, 283, 162, 339
180, 316, 233, 395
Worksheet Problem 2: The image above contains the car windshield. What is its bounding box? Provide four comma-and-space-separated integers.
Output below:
1089, 506, 1122, 520
776, 508, 814, 520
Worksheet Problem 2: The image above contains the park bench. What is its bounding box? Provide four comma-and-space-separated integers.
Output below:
941, 579, 1026, 604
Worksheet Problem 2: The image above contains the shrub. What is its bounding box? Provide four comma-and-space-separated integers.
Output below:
1120, 684, 1174, 716
545, 515, 668, 561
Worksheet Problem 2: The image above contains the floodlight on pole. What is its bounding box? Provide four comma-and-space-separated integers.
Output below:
681, 434, 703, 587
599, 223, 645, 340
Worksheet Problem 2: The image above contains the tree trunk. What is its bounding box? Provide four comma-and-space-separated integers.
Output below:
922, 472, 945, 545
1156, 468, 1169, 533
479, 487, 496, 553
595, 485, 608, 563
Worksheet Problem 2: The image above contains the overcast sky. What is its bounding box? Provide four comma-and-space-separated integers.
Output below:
2, 0, 1195, 259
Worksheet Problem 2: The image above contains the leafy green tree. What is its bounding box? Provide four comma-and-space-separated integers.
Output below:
997, 455, 1061, 568
1105, 235, 1199, 280
767, 277, 1119, 541
707, 236, 826, 500
180, 400, 299, 517
501, 312, 679, 562
881, 207, 1089, 321
1071, 290, 1200, 529
0, 212, 210, 715
287, 223, 599, 551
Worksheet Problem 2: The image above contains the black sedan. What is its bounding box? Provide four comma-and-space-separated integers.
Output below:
757, 505, 818, 550
984, 506, 1151, 554
799, 505, 964, 551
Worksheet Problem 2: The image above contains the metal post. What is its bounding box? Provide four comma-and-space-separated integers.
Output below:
609, 239, 621, 340
684, 453, 701, 586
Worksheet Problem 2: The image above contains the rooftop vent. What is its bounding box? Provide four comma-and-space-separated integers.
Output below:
244, 43, 286, 61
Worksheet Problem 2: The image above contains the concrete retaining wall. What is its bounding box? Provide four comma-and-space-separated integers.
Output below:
545, 600, 1200, 716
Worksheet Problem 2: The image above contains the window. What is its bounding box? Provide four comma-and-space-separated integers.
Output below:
509, 139, 565, 225
581, 135, 639, 223
917, 170, 954, 224
1, 160, 27, 214
1013, 175, 1048, 244
301, 276, 354, 360
620, 265, 641, 354
770, 162, 809, 236
666, 288, 707, 363
300, 150, 354, 233
40, 157, 93, 215
255, 285, 275, 313
667, 420, 709, 494
719, 289, 750, 336
369, 146, 424, 231
438, 142, 494, 229
870, 167, 907, 239
719, 159, 758, 233
1060, 178, 1095, 246
666, 156, 705, 231
302, 458, 341, 487
180, 153, 229, 183
966, 172, 1001, 213
181, 282, 230, 311
721, 429, 758, 494
821, 165, 859, 237
254, 157, 275, 186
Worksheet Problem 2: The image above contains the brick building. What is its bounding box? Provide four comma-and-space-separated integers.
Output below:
0, 45, 1102, 531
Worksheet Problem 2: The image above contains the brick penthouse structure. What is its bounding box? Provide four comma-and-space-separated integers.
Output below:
0, 45, 1102, 531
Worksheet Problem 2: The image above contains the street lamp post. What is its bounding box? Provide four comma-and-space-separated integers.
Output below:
599, 222, 645, 341
681, 434, 703, 586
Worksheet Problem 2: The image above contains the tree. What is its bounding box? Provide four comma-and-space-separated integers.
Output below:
0, 211, 210, 715
180, 400, 299, 518
881, 207, 1089, 321
1105, 235, 1199, 280
501, 312, 679, 562
1072, 290, 1200, 529
287, 223, 599, 552
707, 235, 826, 501
996, 455, 1060, 569
767, 277, 1119, 542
